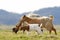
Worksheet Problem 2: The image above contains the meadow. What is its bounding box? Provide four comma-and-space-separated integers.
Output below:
0, 25, 60, 40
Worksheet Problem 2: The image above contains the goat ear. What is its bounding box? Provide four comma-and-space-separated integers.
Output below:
16, 25, 18, 27
49, 15, 54, 21
24, 15, 26, 17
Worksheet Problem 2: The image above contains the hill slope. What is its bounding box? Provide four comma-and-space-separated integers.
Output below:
33, 7, 60, 24
0, 9, 21, 25
0, 7, 60, 25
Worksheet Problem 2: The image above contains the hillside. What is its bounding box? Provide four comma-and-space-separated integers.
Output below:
34, 7, 60, 24
0, 9, 21, 25
0, 7, 60, 25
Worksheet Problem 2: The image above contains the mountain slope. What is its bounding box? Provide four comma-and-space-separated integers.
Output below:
0, 7, 60, 25
33, 7, 60, 24
0, 9, 21, 25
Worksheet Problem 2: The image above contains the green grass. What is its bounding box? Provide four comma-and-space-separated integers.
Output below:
0, 30, 60, 40
0, 25, 60, 40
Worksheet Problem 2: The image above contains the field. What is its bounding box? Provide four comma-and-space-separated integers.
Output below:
0, 25, 60, 40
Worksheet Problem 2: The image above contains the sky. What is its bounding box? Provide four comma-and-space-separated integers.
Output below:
0, 0, 60, 14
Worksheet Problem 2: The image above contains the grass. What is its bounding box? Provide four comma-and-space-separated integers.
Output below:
0, 25, 60, 40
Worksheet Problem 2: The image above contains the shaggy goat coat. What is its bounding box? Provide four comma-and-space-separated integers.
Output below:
21, 22, 42, 34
